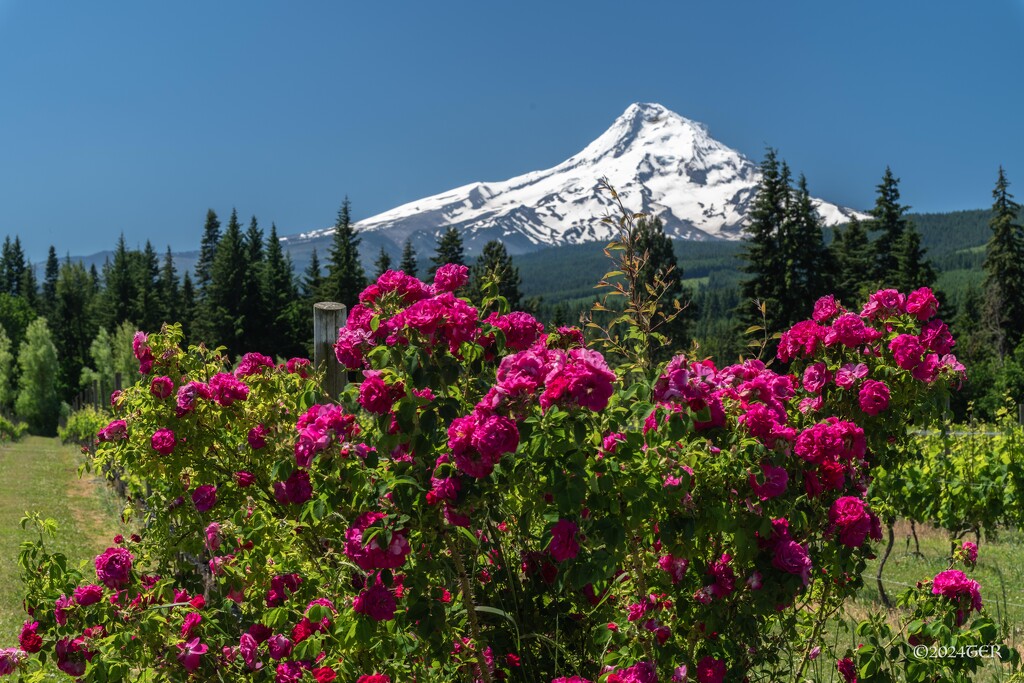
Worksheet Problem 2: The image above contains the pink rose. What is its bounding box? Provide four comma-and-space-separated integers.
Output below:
696, 656, 726, 683
549, 519, 580, 563
802, 362, 830, 394
905, 287, 939, 320
151, 427, 176, 455
247, 424, 267, 449
353, 581, 396, 621
98, 419, 127, 442
73, 584, 103, 606
94, 547, 134, 588
749, 462, 788, 500
150, 376, 174, 399
192, 485, 217, 513
772, 539, 812, 585
176, 637, 207, 672
432, 263, 469, 292
858, 379, 890, 416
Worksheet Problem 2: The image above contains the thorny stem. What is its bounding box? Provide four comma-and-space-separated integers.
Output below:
449, 535, 493, 683
793, 579, 837, 682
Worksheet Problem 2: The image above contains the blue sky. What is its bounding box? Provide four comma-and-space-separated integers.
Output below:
1, 1, 1022, 260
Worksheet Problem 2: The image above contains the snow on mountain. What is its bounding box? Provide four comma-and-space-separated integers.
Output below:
284, 103, 865, 256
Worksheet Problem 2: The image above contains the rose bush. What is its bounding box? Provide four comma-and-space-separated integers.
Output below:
1, 217, 1016, 681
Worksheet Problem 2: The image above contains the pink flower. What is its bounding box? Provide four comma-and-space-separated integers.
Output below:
209, 372, 250, 407
802, 362, 830, 394
176, 381, 211, 415
247, 424, 267, 449
858, 380, 890, 416
812, 295, 840, 322
607, 661, 656, 683
905, 287, 939, 320
960, 541, 979, 566
181, 612, 202, 638
73, 584, 103, 606
344, 512, 411, 570
176, 634, 207, 671
286, 357, 311, 377
55, 637, 91, 677
658, 554, 689, 584
205, 522, 222, 552
235, 471, 255, 487
235, 352, 274, 377
358, 370, 403, 415
267, 634, 292, 660
830, 497, 882, 547
0, 648, 26, 675
356, 675, 392, 683
275, 661, 304, 683
920, 319, 955, 355
18, 621, 42, 653
772, 539, 812, 585
471, 414, 520, 460
889, 334, 925, 370
274, 469, 313, 505
239, 633, 262, 671
149, 376, 174, 399
150, 427, 176, 455
488, 312, 544, 351
707, 553, 735, 598
433, 263, 469, 292
834, 363, 868, 389
552, 677, 593, 683
824, 313, 880, 347
836, 657, 856, 683
861, 289, 905, 320
54, 594, 73, 625
191, 485, 217, 513
696, 656, 727, 683
353, 581, 396, 621
549, 520, 580, 562
95, 547, 134, 588
932, 569, 982, 624
97, 419, 127, 442
778, 320, 826, 361
749, 462, 789, 500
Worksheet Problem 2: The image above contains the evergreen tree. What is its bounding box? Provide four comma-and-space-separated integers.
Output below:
634, 217, 694, 356
20, 264, 38, 313
239, 216, 266, 351
261, 224, 303, 356
204, 209, 247, 353
374, 247, 393, 279
982, 167, 1024, 355
738, 149, 792, 334
320, 198, 366, 308
830, 216, 874, 305
103, 235, 138, 329
400, 238, 418, 277
303, 249, 323, 301
15, 317, 60, 435
53, 260, 99, 395
430, 228, 466, 277
180, 272, 196, 339
41, 246, 59, 315
780, 174, 834, 325
195, 209, 221, 296
1, 237, 26, 296
893, 226, 936, 292
158, 246, 180, 325
0, 238, 10, 295
868, 167, 910, 284
468, 240, 523, 310
134, 241, 162, 331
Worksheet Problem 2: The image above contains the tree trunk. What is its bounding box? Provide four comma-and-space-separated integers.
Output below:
877, 524, 895, 608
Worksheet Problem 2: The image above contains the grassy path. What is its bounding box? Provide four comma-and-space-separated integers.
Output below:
0, 436, 126, 643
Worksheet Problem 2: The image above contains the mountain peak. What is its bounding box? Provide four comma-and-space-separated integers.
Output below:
284, 104, 865, 255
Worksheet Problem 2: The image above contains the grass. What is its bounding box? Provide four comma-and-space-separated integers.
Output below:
0, 436, 126, 644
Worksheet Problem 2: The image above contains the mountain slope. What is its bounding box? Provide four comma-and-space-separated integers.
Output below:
282, 102, 865, 257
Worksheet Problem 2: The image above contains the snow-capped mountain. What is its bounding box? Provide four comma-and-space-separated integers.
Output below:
284, 102, 864, 256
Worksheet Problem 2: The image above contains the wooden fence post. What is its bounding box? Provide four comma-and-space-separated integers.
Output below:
313, 302, 347, 401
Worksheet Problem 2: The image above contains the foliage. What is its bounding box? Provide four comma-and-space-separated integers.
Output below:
58, 407, 108, 451
14, 318, 61, 436
982, 167, 1024, 355
430, 227, 466, 276
467, 240, 523, 312
399, 238, 419, 277
320, 197, 367, 310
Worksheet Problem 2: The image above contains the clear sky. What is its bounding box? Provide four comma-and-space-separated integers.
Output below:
1, 1, 1022, 260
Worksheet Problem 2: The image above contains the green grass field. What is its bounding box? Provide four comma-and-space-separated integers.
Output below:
0, 436, 126, 644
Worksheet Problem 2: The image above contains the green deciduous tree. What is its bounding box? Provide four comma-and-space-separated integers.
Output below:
0, 324, 14, 412
15, 317, 60, 435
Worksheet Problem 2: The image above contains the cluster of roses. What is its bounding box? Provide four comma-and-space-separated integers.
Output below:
342, 511, 411, 623
777, 289, 964, 407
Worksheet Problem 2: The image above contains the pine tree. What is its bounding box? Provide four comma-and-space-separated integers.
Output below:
41, 246, 59, 316
20, 264, 38, 312
303, 249, 323, 301
103, 235, 138, 329
779, 175, 834, 325
239, 216, 266, 351
468, 240, 522, 310
430, 228, 466, 277
400, 239, 418, 277
1, 237, 27, 296
830, 216, 874, 305
195, 209, 221, 295
634, 217, 694, 356
374, 247, 393, 279
738, 149, 792, 334
15, 317, 60, 435
868, 167, 910, 285
180, 272, 196, 339
134, 241, 162, 331
982, 167, 1024, 355
204, 209, 248, 353
158, 246, 180, 325
53, 260, 98, 395
261, 224, 302, 356
893, 226, 936, 292
320, 198, 366, 308
0, 238, 10, 295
